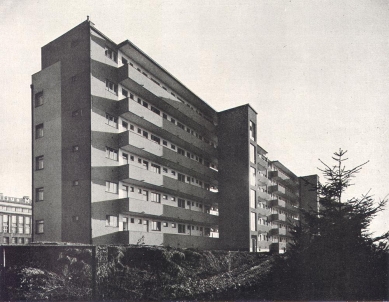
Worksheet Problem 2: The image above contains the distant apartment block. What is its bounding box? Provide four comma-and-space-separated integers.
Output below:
0, 193, 32, 244
31, 19, 317, 253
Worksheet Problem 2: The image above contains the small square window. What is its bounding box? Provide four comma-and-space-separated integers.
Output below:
171, 197, 176, 201
122, 121, 128, 129
122, 88, 128, 97
35, 92, 43, 107
130, 218, 135, 223
35, 124, 44, 139
72, 216, 79, 222
137, 97, 141, 104
35, 156, 44, 170
130, 124, 134, 130
163, 222, 168, 227
163, 140, 167, 146
36, 187, 44, 202
72, 145, 79, 152
163, 167, 168, 173
138, 219, 142, 224
172, 223, 176, 228
73, 180, 79, 186
163, 113, 167, 119
171, 144, 176, 150
162, 195, 168, 200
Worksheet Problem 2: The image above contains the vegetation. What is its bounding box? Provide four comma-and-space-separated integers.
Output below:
267, 149, 389, 300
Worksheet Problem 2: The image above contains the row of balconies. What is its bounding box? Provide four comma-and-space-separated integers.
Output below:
117, 64, 217, 133
118, 130, 217, 183
92, 164, 217, 203
117, 97, 217, 158
111, 197, 219, 226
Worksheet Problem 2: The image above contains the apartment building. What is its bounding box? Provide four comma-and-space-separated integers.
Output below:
0, 194, 32, 244
31, 19, 317, 253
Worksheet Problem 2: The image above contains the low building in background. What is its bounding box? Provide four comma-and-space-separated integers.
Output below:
0, 193, 32, 244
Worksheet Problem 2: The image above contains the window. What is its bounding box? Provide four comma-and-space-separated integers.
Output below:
73, 180, 79, 186
171, 170, 176, 176
172, 223, 176, 228
178, 148, 185, 156
72, 110, 79, 117
150, 192, 161, 203
142, 101, 148, 108
142, 131, 148, 139
151, 221, 161, 231
35, 92, 43, 107
178, 198, 185, 208
138, 219, 142, 224
130, 93, 134, 100
106, 181, 118, 194
150, 135, 160, 144
142, 160, 149, 170
130, 124, 134, 131
162, 140, 167, 146
177, 122, 185, 130
122, 88, 128, 97
106, 113, 118, 128
122, 153, 128, 164
171, 197, 176, 201
122, 121, 128, 129
122, 57, 128, 65
163, 222, 168, 227
170, 118, 176, 124
178, 224, 185, 233
250, 144, 256, 164
3, 215, 8, 233
250, 167, 256, 186
35, 124, 44, 139
151, 106, 160, 115
171, 144, 176, 150
35, 156, 44, 170
251, 212, 257, 231
162, 167, 168, 173
105, 79, 118, 94
72, 145, 79, 152
36, 187, 44, 202
106, 147, 118, 161
105, 47, 117, 62
249, 121, 256, 141
162, 194, 168, 200
178, 173, 185, 182
130, 218, 135, 223
163, 113, 167, 119
36, 220, 44, 234
106, 215, 118, 227
150, 163, 160, 174
142, 190, 149, 201
72, 216, 79, 222
250, 189, 256, 208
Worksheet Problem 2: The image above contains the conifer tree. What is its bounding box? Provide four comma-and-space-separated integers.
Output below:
268, 149, 388, 300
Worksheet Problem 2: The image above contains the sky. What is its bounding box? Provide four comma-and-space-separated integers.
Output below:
0, 0, 388, 235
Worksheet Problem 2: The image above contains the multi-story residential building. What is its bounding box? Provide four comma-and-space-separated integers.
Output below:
0, 193, 32, 244
31, 19, 317, 253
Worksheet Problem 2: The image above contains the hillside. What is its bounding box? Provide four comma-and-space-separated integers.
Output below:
3, 245, 273, 300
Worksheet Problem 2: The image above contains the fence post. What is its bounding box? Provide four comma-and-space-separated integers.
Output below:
91, 246, 96, 301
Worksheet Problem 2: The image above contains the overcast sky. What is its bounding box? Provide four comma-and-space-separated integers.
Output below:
0, 0, 388, 235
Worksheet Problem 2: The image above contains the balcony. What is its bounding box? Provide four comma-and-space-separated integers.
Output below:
257, 156, 268, 171
257, 173, 270, 186
162, 119, 216, 156
268, 198, 286, 208
117, 64, 216, 132
257, 224, 271, 233
268, 170, 288, 182
257, 207, 270, 217
118, 98, 163, 128
270, 242, 287, 253
268, 185, 299, 202
119, 197, 219, 225
163, 176, 217, 202
119, 164, 164, 186
119, 131, 217, 181
268, 213, 286, 222
258, 191, 272, 201
269, 227, 287, 236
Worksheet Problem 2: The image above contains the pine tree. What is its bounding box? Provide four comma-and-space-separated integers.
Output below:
268, 149, 389, 300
